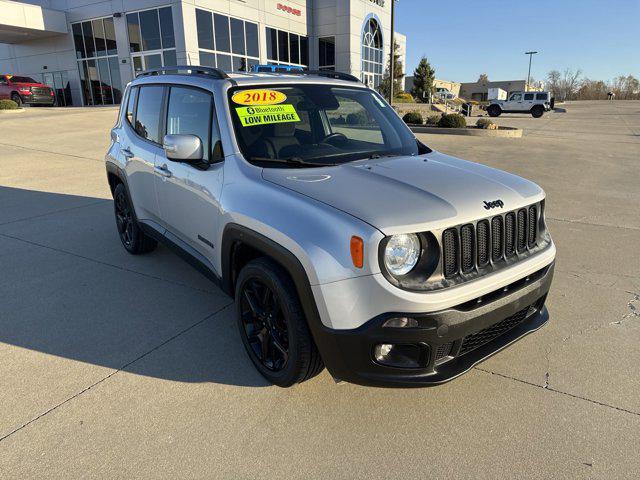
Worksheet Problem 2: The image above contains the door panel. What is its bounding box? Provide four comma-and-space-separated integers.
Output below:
155, 86, 223, 260
122, 85, 164, 222
155, 160, 224, 259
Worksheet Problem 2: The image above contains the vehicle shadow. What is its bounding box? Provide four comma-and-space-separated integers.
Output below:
0, 186, 270, 388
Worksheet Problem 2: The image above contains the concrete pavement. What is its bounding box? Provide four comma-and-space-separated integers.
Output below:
0, 102, 639, 478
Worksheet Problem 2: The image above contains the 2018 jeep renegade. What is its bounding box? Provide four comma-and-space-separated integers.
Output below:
105, 66, 555, 387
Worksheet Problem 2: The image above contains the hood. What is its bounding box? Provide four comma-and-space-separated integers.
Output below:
262, 151, 544, 235
11, 81, 47, 87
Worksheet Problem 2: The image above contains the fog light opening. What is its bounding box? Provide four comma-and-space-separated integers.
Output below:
382, 316, 419, 328
373, 343, 426, 368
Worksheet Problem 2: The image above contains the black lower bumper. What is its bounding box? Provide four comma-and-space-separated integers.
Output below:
312, 262, 554, 387
23, 95, 55, 105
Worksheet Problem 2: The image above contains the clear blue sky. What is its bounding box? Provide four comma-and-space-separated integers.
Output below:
396, 0, 640, 83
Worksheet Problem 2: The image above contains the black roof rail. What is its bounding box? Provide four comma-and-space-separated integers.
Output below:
297, 70, 361, 83
136, 65, 229, 79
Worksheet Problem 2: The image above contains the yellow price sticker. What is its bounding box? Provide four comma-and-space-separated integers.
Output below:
236, 104, 300, 127
232, 89, 287, 106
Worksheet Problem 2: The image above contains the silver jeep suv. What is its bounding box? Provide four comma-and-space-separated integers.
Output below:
105, 66, 555, 387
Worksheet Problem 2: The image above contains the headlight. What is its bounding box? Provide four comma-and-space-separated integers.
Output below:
384, 233, 421, 276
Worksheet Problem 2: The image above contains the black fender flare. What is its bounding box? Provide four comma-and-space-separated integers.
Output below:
220, 223, 347, 376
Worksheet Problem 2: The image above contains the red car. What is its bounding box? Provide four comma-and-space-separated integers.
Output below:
0, 74, 56, 106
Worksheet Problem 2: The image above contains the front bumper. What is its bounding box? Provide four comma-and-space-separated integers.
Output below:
22, 94, 55, 105
311, 262, 554, 387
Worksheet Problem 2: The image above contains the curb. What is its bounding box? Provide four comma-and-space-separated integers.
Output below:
409, 125, 523, 138
0, 108, 26, 115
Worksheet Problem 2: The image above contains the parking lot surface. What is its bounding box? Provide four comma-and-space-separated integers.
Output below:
1, 101, 639, 479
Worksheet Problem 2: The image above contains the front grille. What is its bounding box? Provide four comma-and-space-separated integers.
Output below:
517, 209, 527, 251
31, 87, 49, 95
442, 229, 459, 277
505, 212, 516, 257
528, 205, 538, 246
435, 342, 453, 360
477, 220, 490, 267
442, 203, 541, 279
458, 306, 531, 356
491, 216, 503, 261
460, 225, 474, 273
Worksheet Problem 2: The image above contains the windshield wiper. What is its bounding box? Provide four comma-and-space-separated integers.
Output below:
250, 156, 337, 167
367, 153, 401, 160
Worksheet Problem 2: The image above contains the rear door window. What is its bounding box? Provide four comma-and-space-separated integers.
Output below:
134, 85, 164, 143
524, 93, 534, 100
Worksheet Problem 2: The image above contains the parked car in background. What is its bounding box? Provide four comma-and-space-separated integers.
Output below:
434, 87, 457, 100
487, 91, 553, 118
0, 75, 56, 107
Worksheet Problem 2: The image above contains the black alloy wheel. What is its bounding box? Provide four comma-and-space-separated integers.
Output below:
235, 258, 324, 387
11, 93, 23, 107
115, 187, 134, 248
240, 278, 290, 372
112, 183, 157, 254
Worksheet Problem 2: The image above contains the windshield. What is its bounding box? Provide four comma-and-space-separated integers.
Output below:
9, 76, 38, 84
228, 84, 428, 167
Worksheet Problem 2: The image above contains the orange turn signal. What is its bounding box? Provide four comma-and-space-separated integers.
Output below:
350, 236, 364, 268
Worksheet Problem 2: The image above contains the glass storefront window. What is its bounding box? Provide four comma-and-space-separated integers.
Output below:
139, 9, 162, 51
196, 9, 214, 50
72, 15, 124, 106
126, 7, 177, 76
127, 13, 141, 52
266, 27, 308, 68
361, 18, 383, 88
246, 23, 259, 58
196, 8, 259, 72
319, 37, 335, 71
82, 21, 95, 58
214, 14, 231, 52
230, 18, 245, 55
104, 18, 117, 55
159, 7, 175, 49
72, 23, 85, 59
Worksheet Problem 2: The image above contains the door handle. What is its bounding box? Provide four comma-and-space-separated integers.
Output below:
121, 148, 134, 159
154, 164, 173, 178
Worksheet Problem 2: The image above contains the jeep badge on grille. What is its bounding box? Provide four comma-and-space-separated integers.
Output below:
483, 199, 504, 210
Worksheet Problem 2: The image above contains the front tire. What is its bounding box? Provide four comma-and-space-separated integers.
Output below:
487, 104, 501, 117
10, 93, 23, 107
531, 105, 544, 118
235, 258, 324, 387
113, 183, 157, 254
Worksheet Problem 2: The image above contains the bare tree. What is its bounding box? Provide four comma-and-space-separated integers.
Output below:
477, 73, 489, 83
547, 68, 582, 100
548, 71, 639, 100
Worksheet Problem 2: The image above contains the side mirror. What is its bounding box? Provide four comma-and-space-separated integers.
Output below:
163, 134, 203, 162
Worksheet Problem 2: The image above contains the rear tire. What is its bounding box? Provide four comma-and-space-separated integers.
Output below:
113, 183, 157, 254
531, 105, 544, 118
10, 93, 23, 107
487, 104, 501, 117
235, 257, 324, 387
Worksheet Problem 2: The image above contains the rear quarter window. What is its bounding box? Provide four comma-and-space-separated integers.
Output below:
536, 93, 548, 100
125, 86, 138, 126
134, 85, 164, 143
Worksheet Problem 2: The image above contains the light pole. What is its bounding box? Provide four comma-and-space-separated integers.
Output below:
525, 51, 538, 91
388, 0, 396, 104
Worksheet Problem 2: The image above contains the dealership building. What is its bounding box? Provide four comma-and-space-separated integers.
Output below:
0, 0, 406, 107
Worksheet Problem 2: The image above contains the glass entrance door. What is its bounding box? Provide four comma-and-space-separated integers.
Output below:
131, 50, 177, 76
